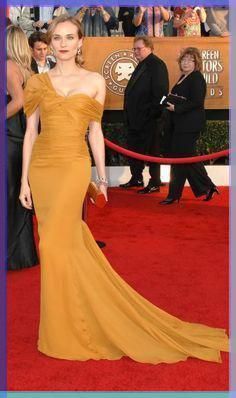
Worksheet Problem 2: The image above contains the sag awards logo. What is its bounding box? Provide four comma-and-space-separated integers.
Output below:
201, 49, 224, 99
102, 49, 137, 95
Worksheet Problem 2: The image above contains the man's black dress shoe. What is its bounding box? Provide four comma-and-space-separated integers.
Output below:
137, 185, 160, 194
119, 179, 144, 188
159, 197, 180, 205
203, 186, 220, 201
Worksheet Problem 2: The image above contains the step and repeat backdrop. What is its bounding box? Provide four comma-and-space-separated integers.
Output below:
83, 36, 229, 110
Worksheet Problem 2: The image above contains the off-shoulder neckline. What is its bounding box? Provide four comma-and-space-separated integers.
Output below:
43, 72, 103, 108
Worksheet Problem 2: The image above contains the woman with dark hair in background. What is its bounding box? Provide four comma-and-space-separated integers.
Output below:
160, 47, 218, 204
7, 25, 38, 269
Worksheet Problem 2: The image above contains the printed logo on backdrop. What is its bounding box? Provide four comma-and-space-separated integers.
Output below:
201, 49, 224, 99
102, 49, 138, 96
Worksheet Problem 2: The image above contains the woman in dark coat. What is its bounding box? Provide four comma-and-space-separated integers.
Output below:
160, 47, 218, 204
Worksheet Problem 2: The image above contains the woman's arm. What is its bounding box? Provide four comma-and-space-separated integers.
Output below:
167, 72, 206, 114
74, 7, 88, 23
102, 7, 119, 30
160, 6, 171, 22
133, 7, 146, 27
7, 60, 24, 119
88, 75, 108, 200
19, 108, 39, 209
198, 7, 207, 23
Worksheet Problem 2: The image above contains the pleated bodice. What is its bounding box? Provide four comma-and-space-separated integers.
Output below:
24, 73, 103, 161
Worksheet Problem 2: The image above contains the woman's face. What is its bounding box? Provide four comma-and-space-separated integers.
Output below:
50, 21, 82, 62
180, 54, 196, 74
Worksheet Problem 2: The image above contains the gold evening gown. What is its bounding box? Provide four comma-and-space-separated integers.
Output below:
23, 73, 229, 363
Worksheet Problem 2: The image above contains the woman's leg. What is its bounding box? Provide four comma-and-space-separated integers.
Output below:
184, 133, 215, 197
163, 131, 215, 201
164, 132, 190, 200
167, 164, 186, 199
187, 162, 215, 197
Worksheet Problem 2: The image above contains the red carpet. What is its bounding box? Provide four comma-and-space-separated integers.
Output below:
7, 186, 229, 391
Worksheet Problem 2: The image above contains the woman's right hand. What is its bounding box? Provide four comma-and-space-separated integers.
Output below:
19, 181, 33, 210
166, 102, 175, 112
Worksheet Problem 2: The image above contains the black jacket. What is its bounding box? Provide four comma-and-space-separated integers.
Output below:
31, 58, 56, 74
171, 70, 206, 133
124, 52, 169, 131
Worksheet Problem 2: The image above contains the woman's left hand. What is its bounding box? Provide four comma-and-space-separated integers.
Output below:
166, 102, 175, 112
98, 183, 108, 202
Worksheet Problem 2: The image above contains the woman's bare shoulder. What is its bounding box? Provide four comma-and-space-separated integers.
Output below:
83, 69, 105, 85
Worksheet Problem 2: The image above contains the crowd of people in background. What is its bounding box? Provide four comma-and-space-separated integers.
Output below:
7, 6, 229, 38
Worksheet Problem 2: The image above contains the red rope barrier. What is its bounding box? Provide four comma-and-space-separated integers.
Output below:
104, 138, 230, 164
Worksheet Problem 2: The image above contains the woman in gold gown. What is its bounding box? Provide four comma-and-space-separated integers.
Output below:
20, 15, 229, 364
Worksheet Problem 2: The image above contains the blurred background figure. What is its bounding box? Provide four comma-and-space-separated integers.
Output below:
205, 7, 229, 37
8, 6, 55, 36
6, 25, 39, 270
133, 6, 171, 37
28, 31, 56, 74
65, 7, 79, 16
163, 7, 176, 37
53, 6, 67, 18
173, 6, 206, 36
118, 7, 136, 36
9, 6, 44, 37
8, 6, 21, 26
75, 6, 119, 36
37, 6, 55, 32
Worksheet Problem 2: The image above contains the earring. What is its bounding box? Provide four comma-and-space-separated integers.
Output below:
77, 48, 81, 55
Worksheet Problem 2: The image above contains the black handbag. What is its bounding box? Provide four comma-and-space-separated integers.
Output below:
160, 93, 187, 107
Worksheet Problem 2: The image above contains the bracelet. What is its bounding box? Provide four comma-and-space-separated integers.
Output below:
96, 176, 108, 185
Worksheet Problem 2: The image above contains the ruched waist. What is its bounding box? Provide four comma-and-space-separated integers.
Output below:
31, 133, 90, 162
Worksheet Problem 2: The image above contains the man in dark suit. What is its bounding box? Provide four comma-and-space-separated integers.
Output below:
120, 36, 169, 193
28, 31, 56, 74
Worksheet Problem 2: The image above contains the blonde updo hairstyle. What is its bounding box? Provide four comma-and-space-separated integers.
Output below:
47, 14, 84, 66
6, 25, 32, 85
